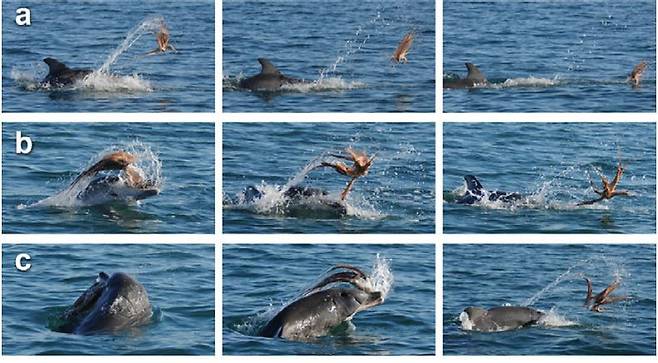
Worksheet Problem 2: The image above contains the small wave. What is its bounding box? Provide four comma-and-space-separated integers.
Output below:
222, 73, 365, 92
495, 76, 561, 89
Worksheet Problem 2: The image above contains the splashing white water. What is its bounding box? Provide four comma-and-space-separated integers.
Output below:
370, 253, 394, 300
99, 16, 166, 74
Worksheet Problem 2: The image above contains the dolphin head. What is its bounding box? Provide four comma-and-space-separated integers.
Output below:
77, 175, 159, 205
336, 288, 383, 316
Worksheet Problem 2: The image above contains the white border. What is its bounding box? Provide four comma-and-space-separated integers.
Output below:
0, 0, 656, 361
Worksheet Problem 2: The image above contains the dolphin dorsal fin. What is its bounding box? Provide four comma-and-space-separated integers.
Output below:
465, 63, 486, 82
43, 58, 69, 76
258, 58, 281, 76
464, 175, 483, 193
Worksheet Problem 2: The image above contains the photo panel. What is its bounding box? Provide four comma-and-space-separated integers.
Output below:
223, 121, 436, 234
443, 0, 656, 112
222, 0, 435, 112
2, 0, 215, 112
443, 122, 656, 233
223, 243, 435, 355
443, 243, 656, 355
2, 243, 215, 355
2, 122, 215, 234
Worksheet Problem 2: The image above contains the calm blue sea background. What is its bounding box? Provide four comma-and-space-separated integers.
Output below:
223, 0, 435, 112
443, 244, 656, 355
444, 0, 656, 112
443, 122, 656, 233
2, 123, 215, 234
2, 244, 215, 355
223, 244, 435, 355
2, 0, 214, 112
223, 122, 435, 233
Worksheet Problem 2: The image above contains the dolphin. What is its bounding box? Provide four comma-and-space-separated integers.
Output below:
459, 306, 544, 332
75, 175, 160, 205
239, 58, 303, 91
443, 62, 488, 89
456, 175, 522, 204
55, 272, 152, 335
241, 185, 347, 215
42, 58, 93, 87
259, 287, 383, 340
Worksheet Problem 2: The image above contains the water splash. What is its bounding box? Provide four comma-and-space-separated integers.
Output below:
370, 253, 394, 300
99, 16, 166, 74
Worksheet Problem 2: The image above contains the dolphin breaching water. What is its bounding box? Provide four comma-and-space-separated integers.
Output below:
459, 306, 545, 332
259, 265, 386, 341
456, 175, 522, 205
443, 62, 488, 89
53, 272, 152, 335
30, 150, 161, 208
41, 58, 93, 87
239, 58, 305, 91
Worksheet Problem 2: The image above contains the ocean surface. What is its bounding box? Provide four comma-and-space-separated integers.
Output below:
223, 122, 435, 233
223, 0, 435, 112
443, 0, 656, 112
443, 244, 656, 355
2, 0, 214, 112
2, 244, 215, 355
223, 244, 435, 355
2, 123, 215, 234
443, 122, 656, 233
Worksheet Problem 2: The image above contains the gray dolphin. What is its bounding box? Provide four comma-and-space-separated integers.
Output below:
460, 306, 544, 332
239, 58, 303, 91
75, 175, 160, 206
259, 265, 384, 341
240, 184, 347, 215
56, 272, 152, 335
42, 58, 93, 87
443, 62, 488, 89
456, 175, 522, 205
259, 287, 382, 340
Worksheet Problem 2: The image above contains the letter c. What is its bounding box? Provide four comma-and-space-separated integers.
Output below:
15, 253, 31, 271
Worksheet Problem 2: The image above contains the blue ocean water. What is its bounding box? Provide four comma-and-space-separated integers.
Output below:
443, 0, 656, 112
223, 244, 435, 355
2, 122, 215, 234
223, 0, 435, 112
443, 122, 656, 233
223, 122, 435, 233
2, 0, 214, 112
443, 244, 656, 355
2, 244, 215, 355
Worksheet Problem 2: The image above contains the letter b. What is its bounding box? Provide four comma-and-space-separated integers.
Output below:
16, 131, 32, 154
